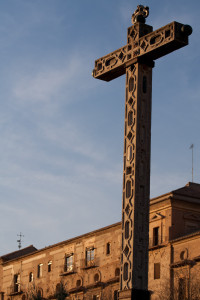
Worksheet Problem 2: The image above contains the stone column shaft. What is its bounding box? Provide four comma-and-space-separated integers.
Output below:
120, 62, 152, 299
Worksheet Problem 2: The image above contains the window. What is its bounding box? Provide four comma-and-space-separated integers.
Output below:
48, 261, 52, 272
64, 254, 73, 272
153, 227, 159, 246
76, 279, 81, 287
0, 293, 4, 300
114, 290, 119, 300
37, 264, 43, 278
106, 242, 111, 255
180, 249, 188, 260
13, 274, 20, 293
37, 289, 43, 298
86, 248, 95, 267
178, 278, 186, 300
92, 296, 100, 300
29, 272, 33, 282
56, 283, 61, 294
94, 273, 100, 282
154, 263, 160, 279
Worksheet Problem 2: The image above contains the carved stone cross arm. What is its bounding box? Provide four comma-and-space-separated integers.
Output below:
92, 21, 192, 82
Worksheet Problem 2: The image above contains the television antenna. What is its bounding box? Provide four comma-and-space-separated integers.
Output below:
189, 144, 194, 182
17, 232, 24, 250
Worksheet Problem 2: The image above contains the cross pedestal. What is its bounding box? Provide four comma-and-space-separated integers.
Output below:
93, 5, 192, 299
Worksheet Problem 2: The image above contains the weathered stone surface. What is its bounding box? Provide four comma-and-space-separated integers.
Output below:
93, 6, 192, 297
0, 183, 200, 299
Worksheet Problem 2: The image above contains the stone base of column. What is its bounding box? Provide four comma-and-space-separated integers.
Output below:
118, 288, 150, 300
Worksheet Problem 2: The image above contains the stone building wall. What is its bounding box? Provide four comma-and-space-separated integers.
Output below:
0, 223, 121, 300
1, 183, 200, 300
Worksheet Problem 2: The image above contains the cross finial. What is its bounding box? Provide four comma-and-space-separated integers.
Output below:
132, 5, 149, 24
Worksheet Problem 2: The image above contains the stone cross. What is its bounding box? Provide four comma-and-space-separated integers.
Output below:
93, 5, 192, 300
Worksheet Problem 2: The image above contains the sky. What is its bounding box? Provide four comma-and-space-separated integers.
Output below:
0, 0, 199, 255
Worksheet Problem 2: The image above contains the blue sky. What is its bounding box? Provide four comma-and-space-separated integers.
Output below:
0, 0, 199, 254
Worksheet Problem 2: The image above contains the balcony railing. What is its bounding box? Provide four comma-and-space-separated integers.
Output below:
60, 264, 75, 276
7, 284, 22, 295
149, 236, 166, 248
86, 259, 95, 268
81, 258, 99, 269
64, 264, 74, 272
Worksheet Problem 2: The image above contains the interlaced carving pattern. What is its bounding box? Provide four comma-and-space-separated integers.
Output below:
93, 23, 178, 80
121, 62, 152, 291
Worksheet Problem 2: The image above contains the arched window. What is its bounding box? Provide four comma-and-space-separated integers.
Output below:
48, 261, 52, 272
37, 289, 43, 298
37, 264, 43, 278
106, 242, 111, 255
76, 279, 81, 287
56, 283, 61, 294
94, 273, 99, 282
29, 272, 33, 282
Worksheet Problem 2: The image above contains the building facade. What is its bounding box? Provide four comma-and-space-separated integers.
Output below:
1, 182, 200, 300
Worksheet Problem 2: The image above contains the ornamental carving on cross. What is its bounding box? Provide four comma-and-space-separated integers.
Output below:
93, 5, 192, 298
132, 5, 149, 23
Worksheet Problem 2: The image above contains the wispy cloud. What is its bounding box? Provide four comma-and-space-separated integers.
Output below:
0, 0, 199, 255
13, 55, 93, 104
